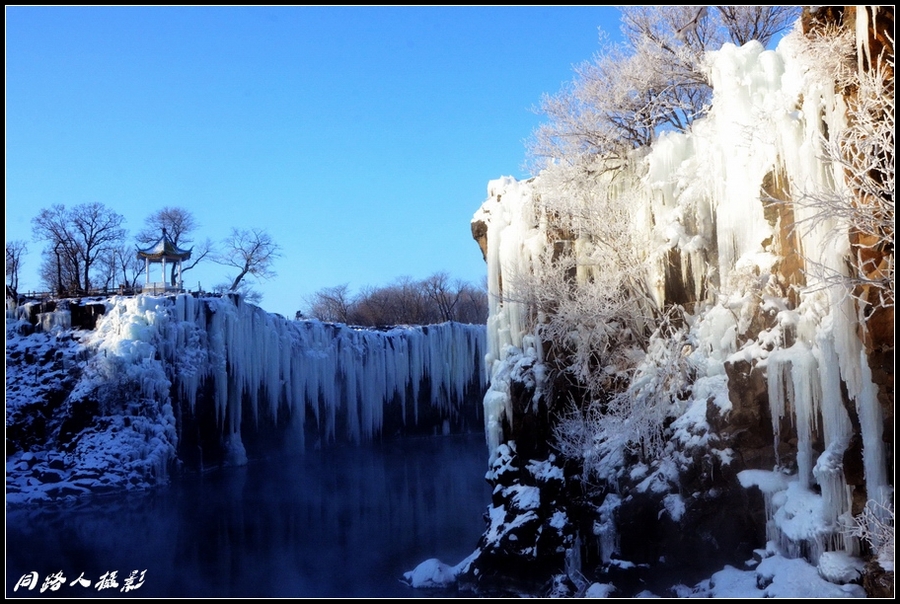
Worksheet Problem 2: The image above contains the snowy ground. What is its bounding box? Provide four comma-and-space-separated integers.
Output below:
6, 311, 176, 505
404, 543, 869, 597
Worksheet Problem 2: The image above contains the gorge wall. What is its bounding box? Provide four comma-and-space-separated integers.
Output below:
464, 7, 893, 596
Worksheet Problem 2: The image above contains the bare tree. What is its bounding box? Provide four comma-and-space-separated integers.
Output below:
717, 6, 801, 46
37, 241, 80, 295
32, 204, 81, 294
31, 202, 127, 294
388, 276, 432, 324
306, 273, 489, 326
214, 227, 281, 293
93, 251, 118, 291
6, 240, 27, 299
137, 206, 197, 245
422, 271, 463, 323
110, 243, 145, 290
352, 284, 400, 326
306, 284, 355, 324
455, 280, 489, 324
137, 207, 212, 285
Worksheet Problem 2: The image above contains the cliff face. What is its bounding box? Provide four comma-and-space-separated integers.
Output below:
6, 294, 487, 504
468, 10, 893, 596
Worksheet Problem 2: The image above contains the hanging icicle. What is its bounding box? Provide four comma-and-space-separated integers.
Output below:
88, 294, 487, 458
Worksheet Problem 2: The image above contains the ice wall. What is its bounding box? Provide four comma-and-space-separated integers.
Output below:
88, 294, 487, 464
473, 27, 889, 564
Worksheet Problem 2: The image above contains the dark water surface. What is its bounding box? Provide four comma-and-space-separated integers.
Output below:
7, 433, 491, 597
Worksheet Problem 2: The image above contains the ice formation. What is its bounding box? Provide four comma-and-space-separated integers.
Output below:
8, 293, 487, 494
118, 294, 483, 449
472, 24, 890, 570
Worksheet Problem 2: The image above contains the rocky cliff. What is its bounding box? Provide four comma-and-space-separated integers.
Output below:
464, 7, 893, 597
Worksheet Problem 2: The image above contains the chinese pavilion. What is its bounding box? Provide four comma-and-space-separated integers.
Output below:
136, 228, 192, 293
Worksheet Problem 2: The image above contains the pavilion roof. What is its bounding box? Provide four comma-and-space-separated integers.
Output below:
136, 228, 192, 261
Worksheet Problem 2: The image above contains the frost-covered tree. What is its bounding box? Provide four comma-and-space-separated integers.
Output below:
790, 16, 894, 324
514, 161, 656, 402
717, 5, 800, 46
518, 6, 802, 462
553, 308, 696, 476
849, 497, 895, 574
528, 6, 800, 170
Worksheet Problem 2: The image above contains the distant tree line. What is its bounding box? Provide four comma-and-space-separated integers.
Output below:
304, 272, 488, 326
6, 203, 279, 303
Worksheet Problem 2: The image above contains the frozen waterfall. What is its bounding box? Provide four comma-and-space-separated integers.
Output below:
84, 293, 487, 463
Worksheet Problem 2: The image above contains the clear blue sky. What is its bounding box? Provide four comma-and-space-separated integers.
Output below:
6, 6, 623, 319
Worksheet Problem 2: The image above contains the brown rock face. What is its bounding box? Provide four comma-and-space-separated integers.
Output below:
471, 219, 488, 262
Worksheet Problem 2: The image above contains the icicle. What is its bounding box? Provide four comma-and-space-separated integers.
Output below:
813, 441, 854, 552
789, 344, 822, 488
595, 494, 621, 564
87, 295, 486, 460
766, 350, 792, 469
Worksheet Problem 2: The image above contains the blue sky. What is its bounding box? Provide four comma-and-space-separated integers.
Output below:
6, 6, 623, 318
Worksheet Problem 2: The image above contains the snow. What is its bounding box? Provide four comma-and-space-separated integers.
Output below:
406, 547, 869, 598
635, 459, 680, 495
6, 295, 487, 504
402, 558, 458, 589
737, 469, 790, 493
483, 503, 538, 550
584, 582, 616, 597
661, 493, 686, 522
670, 552, 861, 598
501, 483, 539, 511
463, 18, 889, 599
687, 548, 868, 597
818, 551, 866, 584
754, 555, 866, 598
526, 456, 564, 483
